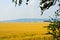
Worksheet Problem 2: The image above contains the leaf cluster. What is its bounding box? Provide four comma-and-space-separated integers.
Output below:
12, 0, 30, 6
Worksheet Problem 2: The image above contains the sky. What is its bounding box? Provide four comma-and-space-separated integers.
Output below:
0, 0, 59, 21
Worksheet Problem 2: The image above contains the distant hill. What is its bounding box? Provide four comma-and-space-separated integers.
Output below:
0, 18, 60, 22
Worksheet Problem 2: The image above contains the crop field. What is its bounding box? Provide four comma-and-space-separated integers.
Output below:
0, 22, 54, 40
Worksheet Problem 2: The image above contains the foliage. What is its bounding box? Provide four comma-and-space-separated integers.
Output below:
12, 0, 29, 6
12, 0, 60, 15
40, 0, 60, 15
12, 0, 22, 6
44, 0, 60, 40
45, 18, 60, 39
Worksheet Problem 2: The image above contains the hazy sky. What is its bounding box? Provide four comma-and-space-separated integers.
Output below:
0, 0, 59, 21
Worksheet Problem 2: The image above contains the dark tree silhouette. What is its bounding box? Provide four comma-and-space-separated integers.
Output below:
44, 0, 60, 40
